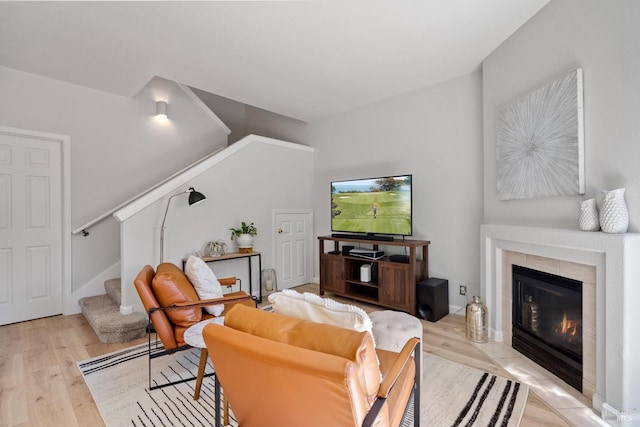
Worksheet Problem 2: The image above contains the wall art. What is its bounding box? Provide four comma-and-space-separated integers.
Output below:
496, 69, 584, 200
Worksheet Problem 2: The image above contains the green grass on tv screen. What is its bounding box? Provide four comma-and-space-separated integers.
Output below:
331, 190, 411, 235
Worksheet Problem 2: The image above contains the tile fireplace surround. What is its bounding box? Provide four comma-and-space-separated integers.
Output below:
481, 224, 640, 417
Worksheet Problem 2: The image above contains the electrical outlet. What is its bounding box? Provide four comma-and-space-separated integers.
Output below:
459, 285, 467, 296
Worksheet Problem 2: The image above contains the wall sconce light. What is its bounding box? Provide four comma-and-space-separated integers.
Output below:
156, 101, 168, 119
159, 187, 206, 262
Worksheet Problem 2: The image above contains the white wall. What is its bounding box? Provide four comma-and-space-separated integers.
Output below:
483, 0, 640, 232
0, 66, 229, 308
119, 136, 314, 313
309, 72, 484, 309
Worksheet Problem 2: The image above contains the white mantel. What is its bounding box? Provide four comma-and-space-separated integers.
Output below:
480, 224, 640, 416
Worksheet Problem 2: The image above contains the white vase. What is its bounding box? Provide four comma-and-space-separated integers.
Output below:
235, 233, 254, 248
579, 198, 600, 231
599, 188, 628, 234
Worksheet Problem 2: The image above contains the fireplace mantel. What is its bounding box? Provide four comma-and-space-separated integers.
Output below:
480, 224, 640, 415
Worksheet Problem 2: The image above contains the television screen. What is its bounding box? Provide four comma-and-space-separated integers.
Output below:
331, 174, 412, 236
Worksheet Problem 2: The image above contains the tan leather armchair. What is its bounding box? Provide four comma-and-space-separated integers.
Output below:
203, 304, 420, 427
134, 263, 255, 390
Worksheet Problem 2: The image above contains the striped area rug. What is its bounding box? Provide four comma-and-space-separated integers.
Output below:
78, 343, 231, 426
421, 353, 528, 426
78, 344, 526, 426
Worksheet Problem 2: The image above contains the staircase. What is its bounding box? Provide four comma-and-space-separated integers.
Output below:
79, 279, 147, 343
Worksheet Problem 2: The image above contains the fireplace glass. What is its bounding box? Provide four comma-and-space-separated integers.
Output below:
512, 265, 583, 391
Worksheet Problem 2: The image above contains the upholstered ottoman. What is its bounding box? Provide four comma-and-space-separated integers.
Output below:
370, 310, 424, 378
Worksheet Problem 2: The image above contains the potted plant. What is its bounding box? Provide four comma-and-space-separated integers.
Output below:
230, 221, 258, 249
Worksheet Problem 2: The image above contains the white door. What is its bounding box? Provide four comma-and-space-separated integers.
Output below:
0, 133, 63, 325
274, 211, 312, 290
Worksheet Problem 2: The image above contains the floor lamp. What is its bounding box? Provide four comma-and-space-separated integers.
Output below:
159, 187, 206, 263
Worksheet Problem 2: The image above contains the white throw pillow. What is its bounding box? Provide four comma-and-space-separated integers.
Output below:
185, 255, 224, 316
267, 289, 373, 336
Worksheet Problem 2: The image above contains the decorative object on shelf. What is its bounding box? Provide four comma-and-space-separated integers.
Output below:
579, 198, 600, 231
600, 188, 629, 234
496, 69, 584, 200
159, 187, 206, 262
466, 296, 488, 343
230, 221, 258, 252
206, 240, 227, 257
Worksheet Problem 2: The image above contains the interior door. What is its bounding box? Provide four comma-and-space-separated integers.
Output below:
274, 211, 312, 290
0, 133, 63, 325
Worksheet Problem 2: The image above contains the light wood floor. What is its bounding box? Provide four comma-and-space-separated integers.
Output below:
0, 284, 570, 426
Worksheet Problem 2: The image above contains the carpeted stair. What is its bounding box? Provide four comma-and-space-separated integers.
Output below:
79, 278, 147, 343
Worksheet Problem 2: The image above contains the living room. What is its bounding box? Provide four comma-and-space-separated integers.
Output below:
1, 1, 639, 426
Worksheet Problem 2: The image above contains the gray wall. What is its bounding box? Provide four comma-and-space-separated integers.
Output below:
483, 0, 640, 231
193, 88, 310, 145
309, 72, 484, 309
0, 67, 228, 298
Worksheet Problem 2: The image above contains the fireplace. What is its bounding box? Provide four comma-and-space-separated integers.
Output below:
512, 265, 582, 391
481, 224, 640, 416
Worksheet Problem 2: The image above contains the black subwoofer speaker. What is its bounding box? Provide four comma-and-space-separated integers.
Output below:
416, 278, 449, 322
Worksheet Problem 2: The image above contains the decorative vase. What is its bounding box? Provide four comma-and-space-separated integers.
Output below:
235, 233, 254, 248
206, 240, 227, 257
465, 296, 488, 343
579, 198, 600, 231
600, 188, 628, 234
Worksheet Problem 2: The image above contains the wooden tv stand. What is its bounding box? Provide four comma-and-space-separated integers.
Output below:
318, 235, 430, 315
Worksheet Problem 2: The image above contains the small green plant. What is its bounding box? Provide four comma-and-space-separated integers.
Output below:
230, 221, 258, 240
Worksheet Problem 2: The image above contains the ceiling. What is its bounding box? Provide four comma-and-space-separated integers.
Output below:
0, 1, 549, 122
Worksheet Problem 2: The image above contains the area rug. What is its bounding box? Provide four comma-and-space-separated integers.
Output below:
78, 344, 527, 426
421, 353, 528, 426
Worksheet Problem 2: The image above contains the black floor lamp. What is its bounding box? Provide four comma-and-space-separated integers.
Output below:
159, 187, 206, 263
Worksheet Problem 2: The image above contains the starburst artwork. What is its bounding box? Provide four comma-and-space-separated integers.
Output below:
496, 69, 584, 200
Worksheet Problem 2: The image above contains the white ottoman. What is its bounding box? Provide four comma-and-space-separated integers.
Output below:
369, 310, 423, 381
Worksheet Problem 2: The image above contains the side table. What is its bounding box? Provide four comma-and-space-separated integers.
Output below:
184, 317, 230, 425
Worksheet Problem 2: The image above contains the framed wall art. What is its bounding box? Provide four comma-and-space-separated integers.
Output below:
496, 68, 584, 200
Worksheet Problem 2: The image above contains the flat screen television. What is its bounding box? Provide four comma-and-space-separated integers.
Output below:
331, 174, 412, 239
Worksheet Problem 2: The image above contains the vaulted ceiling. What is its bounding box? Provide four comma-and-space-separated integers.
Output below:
0, 1, 549, 121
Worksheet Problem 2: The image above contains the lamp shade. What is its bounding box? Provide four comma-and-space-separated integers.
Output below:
188, 187, 206, 205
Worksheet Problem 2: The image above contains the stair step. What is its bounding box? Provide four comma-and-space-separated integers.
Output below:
79, 294, 147, 344
104, 278, 121, 305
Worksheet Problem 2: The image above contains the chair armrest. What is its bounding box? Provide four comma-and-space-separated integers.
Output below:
149, 293, 253, 314
219, 276, 240, 287
362, 337, 420, 427
377, 337, 420, 398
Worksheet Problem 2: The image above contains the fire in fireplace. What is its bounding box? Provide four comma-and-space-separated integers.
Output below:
512, 265, 583, 391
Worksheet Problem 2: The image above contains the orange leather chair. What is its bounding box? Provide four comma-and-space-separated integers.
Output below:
134, 262, 255, 390
203, 304, 420, 427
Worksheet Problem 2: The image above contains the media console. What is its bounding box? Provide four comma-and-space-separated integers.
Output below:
318, 235, 430, 315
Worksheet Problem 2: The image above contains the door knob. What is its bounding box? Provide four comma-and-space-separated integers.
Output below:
278, 228, 283, 234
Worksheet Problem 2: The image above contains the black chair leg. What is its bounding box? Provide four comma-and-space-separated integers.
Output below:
215, 374, 221, 427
